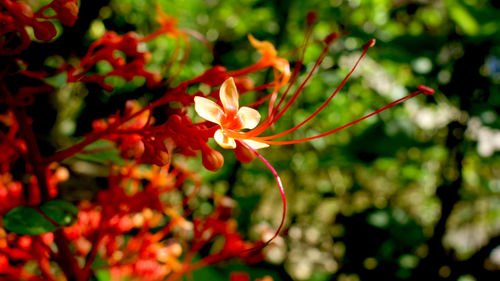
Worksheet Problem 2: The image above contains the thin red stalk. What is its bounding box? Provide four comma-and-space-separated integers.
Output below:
260, 46, 370, 140
179, 28, 214, 51
12, 107, 51, 202
162, 37, 181, 77
270, 43, 330, 124
164, 252, 227, 281
168, 35, 191, 84
270, 23, 315, 114
83, 217, 106, 276
248, 90, 276, 108
10, 89, 83, 280
241, 39, 332, 139
53, 228, 85, 280
252, 28, 314, 129
266, 75, 281, 118
45, 99, 162, 163
227, 62, 266, 77
239, 141, 286, 252
45, 127, 120, 163
257, 90, 423, 145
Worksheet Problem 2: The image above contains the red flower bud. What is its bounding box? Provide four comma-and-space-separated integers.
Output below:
417, 85, 435, 96
141, 139, 170, 166
8, 2, 34, 24
234, 142, 256, 163
306, 11, 317, 26
52, 0, 79, 26
33, 20, 57, 41
201, 146, 224, 171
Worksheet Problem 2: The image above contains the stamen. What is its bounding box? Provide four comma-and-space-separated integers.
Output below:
259, 39, 375, 141
270, 33, 338, 123
255, 88, 428, 145
243, 33, 338, 139
239, 140, 286, 253
417, 85, 435, 96
266, 15, 317, 118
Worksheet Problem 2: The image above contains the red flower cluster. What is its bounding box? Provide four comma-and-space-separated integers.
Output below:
0, 1, 435, 280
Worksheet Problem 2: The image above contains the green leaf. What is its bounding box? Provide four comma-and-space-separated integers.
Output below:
74, 139, 125, 165
448, 4, 479, 35
3, 206, 58, 235
40, 200, 79, 226
3, 200, 78, 235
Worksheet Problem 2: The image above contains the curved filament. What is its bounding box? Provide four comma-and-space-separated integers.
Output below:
240, 140, 286, 253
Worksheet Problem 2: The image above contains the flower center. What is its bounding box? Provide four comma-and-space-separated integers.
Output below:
221, 112, 243, 130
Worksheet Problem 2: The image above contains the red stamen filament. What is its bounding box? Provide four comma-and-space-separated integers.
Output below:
240, 140, 286, 253
260, 43, 372, 141
239, 35, 337, 140
255, 89, 424, 145
266, 21, 316, 118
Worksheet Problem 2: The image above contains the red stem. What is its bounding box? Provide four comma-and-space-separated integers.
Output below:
12, 107, 50, 202
12, 106, 84, 280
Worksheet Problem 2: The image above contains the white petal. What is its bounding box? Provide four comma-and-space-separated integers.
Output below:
214, 129, 236, 149
194, 96, 223, 124
242, 139, 269, 150
219, 77, 239, 113
237, 106, 261, 129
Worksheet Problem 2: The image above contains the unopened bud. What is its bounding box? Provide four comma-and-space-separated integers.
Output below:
202, 147, 224, 171
362, 39, 376, 49
141, 139, 170, 166
234, 143, 256, 163
417, 85, 435, 96
57, 1, 79, 26
324, 33, 338, 45
306, 11, 318, 26
33, 21, 57, 41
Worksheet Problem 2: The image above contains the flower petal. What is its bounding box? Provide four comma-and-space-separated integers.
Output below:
248, 34, 277, 59
214, 129, 236, 149
237, 106, 261, 129
194, 96, 223, 124
219, 77, 239, 113
243, 139, 269, 149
